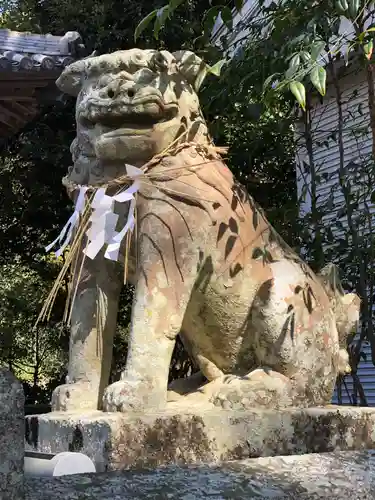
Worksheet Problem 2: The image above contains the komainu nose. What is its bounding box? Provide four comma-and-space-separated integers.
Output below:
106, 83, 136, 100
107, 88, 115, 99
126, 87, 135, 98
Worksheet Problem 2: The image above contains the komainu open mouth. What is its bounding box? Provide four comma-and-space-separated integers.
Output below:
79, 100, 178, 130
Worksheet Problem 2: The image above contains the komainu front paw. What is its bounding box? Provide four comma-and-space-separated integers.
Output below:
102, 380, 166, 412
51, 383, 99, 411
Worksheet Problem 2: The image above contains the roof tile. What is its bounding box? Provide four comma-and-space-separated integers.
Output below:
0, 29, 84, 72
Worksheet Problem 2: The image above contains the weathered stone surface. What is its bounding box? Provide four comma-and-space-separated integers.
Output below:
24, 450, 375, 499
0, 368, 25, 499
26, 405, 375, 472
50, 46, 360, 415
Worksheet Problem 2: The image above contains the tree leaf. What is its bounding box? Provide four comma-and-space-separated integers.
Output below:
348, 0, 359, 19
300, 51, 311, 63
289, 54, 300, 69
285, 67, 296, 80
134, 9, 158, 41
154, 5, 170, 40
221, 6, 233, 31
169, 0, 186, 11
208, 58, 226, 77
310, 65, 326, 96
285, 54, 301, 79
335, 0, 348, 14
311, 41, 325, 61
285, 51, 299, 62
263, 72, 280, 90
203, 6, 221, 35
289, 81, 306, 110
235, 0, 244, 11
360, 27, 375, 41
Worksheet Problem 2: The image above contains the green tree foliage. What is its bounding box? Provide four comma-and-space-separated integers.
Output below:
201, 46, 297, 238
0, 0, 38, 30
0, 256, 68, 402
36, 0, 216, 53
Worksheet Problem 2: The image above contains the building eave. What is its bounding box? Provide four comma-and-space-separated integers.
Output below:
0, 29, 86, 141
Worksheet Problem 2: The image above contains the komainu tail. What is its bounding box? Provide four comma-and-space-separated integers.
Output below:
317, 263, 361, 374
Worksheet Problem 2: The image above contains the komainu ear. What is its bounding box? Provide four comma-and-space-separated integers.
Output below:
172, 50, 208, 92
56, 59, 87, 96
55, 50, 98, 96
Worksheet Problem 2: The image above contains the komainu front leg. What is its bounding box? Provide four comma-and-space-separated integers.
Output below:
52, 254, 122, 411
102, 274, 194, 411
103, 246, 197, 412
102, 194, 200, 412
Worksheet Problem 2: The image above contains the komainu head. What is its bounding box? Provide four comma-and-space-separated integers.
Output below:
56, 49, 210, 172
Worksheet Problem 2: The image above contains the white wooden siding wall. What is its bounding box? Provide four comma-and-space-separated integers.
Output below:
296, 68, 372, 217
211, 0, 273, 53
296, 68, 375, 406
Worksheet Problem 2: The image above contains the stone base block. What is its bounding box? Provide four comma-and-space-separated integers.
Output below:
25, 404, 375, 472
25, 450, 375, 499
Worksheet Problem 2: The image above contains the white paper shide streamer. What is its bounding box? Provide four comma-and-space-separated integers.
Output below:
46, 164, 142, 262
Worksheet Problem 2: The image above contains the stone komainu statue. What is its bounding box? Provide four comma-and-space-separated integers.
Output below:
50, 48, 360, 413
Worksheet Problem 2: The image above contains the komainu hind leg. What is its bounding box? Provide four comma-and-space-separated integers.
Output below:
167, 352, 226, 402
167, 371, 207, 401
201, 367, 301, 410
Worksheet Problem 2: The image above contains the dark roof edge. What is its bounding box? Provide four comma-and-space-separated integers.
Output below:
0, 29, 86, 58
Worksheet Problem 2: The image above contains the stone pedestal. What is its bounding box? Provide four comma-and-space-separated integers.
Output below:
25, 403, 375, 472
0, 368, 25, 499
24, 450, 375, 499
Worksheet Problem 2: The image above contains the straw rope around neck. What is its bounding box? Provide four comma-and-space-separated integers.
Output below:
35, 131, 228, 329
